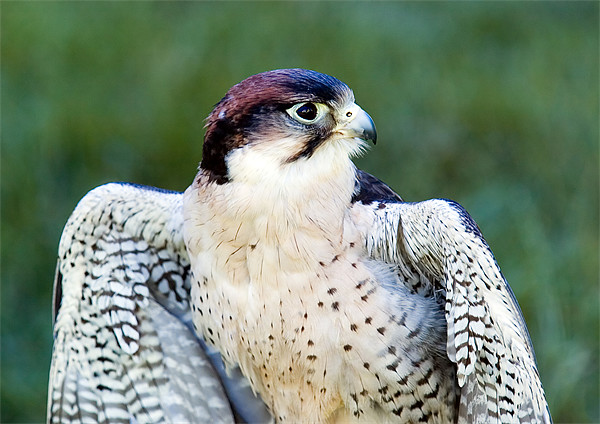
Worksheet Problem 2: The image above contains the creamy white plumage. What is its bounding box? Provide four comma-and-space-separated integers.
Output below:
48, 69, 551, 423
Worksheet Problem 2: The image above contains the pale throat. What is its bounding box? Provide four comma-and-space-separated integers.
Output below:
204, 139, 359, 265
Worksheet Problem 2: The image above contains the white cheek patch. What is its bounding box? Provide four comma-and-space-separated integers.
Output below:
226, 136, 304, 185
226, 128, 368, 181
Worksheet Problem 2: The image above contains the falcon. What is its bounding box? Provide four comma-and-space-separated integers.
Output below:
48, 69, 551, 423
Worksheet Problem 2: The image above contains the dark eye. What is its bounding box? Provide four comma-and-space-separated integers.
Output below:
286, 102, 326, 124
295, 103, 318, 121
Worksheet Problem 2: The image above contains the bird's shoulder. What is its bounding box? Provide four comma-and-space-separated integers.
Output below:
49, 182, 237, 423
348, 169, 551, 424
54, 182, 189, 329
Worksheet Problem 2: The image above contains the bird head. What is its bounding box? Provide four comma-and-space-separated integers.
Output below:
200, 69, 377, 185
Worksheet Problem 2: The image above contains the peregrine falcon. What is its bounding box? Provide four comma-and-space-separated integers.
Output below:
48, 69, 551, 423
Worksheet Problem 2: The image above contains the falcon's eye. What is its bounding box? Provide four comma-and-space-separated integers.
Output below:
286, 102, 327, 125
296, 103, 318, 120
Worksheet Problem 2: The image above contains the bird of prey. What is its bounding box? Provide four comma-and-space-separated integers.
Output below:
48, 69, 551, 423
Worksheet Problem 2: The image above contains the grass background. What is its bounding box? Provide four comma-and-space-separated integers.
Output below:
2, 2, 598, 422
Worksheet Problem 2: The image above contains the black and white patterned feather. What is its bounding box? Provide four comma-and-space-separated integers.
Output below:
49, 175, 551, 424
350, 172, 552, 424
47, 182, 271, 424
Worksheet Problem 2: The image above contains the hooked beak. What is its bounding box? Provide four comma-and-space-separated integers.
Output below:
339, 104, 377, 145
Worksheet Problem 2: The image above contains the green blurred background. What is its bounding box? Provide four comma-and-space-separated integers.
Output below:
2, 2, 598, 422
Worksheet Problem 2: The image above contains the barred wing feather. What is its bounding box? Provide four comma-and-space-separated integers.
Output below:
47, 183, 270, 424
351, 173, 551, 424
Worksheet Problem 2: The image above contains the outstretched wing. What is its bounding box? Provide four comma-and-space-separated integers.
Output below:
350, 170, 551, 424
48, 183, 271, 424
